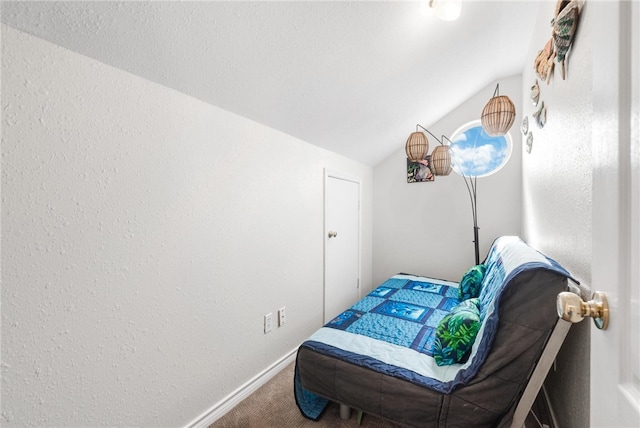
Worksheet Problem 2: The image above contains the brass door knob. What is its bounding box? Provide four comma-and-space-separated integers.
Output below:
557, 291, 609, 330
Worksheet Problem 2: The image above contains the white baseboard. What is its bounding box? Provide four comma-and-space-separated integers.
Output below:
185, 347, 298, 428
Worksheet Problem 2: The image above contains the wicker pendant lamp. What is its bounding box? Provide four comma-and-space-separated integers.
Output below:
405, 125, 452, 176
405, 131, 429, 162
431, 145, 452, 176
481, 84, 516, 136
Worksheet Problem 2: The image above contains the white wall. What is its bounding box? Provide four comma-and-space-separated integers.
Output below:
373, 76, 523, 285
521, 2, 593, 427
522, 2, 592, 284
0, 26, 373, 427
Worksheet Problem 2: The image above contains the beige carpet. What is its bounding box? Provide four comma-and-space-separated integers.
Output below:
209, 362, 552, 428
209, 362, 399, 428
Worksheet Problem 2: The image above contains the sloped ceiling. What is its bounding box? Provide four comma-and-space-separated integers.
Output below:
1, 1, 540, 166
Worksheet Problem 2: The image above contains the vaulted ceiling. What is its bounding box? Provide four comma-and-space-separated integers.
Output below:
1, 1, 541, 166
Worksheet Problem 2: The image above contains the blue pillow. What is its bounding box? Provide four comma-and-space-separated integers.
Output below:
433, 298, 481, 366
458, 264, 487, 300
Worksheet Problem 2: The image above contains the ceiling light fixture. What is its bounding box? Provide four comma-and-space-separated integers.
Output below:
429, 0, 462, 21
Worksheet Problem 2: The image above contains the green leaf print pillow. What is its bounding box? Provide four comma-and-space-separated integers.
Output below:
458, 264, 487, 300
433, 298, 481, 366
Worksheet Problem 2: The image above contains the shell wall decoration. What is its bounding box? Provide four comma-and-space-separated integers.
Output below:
533, 0, 582, 83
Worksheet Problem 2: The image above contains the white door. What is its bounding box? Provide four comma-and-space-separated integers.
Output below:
324, 172, 360, 323
591, 1, 640, 426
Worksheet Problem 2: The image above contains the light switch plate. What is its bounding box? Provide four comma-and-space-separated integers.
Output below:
264, 313, 273, 333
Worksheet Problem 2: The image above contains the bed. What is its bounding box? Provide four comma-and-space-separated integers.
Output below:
294, 236, 577, 427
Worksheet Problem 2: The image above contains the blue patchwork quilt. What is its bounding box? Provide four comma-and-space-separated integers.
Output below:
324, 275, 459, 358
294, 275, 461, 420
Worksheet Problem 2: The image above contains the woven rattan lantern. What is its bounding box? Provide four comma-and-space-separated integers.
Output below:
430, 144, 452, 176
405, 131, 429, 162
481, 84, 516, 136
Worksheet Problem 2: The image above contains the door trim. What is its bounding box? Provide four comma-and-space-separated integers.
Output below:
323, 169, 361, 324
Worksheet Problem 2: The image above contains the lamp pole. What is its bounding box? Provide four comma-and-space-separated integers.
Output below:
461, 173, 480, 265
415, 124, 442, 146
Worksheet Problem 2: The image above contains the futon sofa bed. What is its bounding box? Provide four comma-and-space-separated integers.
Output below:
295, 236, 578, 427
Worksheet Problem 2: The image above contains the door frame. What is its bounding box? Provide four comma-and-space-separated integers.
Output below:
323, 169, 362, 324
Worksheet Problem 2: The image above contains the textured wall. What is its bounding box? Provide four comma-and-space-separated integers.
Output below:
1, 26, 372, 427
521, 2, 593, 427
373, 76, 523, 284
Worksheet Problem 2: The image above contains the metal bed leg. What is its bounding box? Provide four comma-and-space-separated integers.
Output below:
510, 318, 572, 428
339, 404, 351, 420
